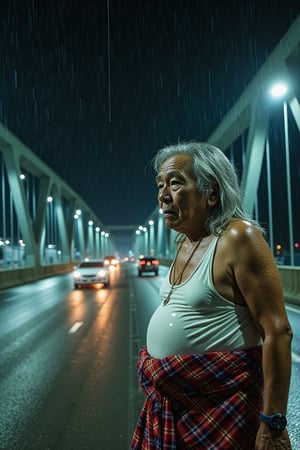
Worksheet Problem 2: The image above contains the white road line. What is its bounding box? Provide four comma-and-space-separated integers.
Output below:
292, 352, 300, 363
4, 296, 20, 302
286, 305, 300, 314
68, 321, 83, 333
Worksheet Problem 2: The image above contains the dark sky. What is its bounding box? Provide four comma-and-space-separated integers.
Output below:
0, 1, 299, 244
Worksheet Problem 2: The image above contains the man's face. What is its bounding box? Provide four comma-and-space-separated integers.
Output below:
156, 154, 211, 236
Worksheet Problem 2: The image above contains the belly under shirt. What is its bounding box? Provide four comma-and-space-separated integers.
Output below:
147, 236, 262, 358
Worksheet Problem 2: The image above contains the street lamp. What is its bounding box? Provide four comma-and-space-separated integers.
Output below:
46, 196, 54, 260
157, 208, 165, 257
148, 220, 155, 255
270, 82, 294, 265
143, 227, 148, 255
88, 220, 94, 258
73, 209, 84, 260
135, 229, 143, 257
95, 227, 100, 258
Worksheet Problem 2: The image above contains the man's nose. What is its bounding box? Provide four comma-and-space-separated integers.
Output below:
158, 186, 172, 204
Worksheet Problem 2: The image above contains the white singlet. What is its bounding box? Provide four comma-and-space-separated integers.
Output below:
147, 236, 262, 358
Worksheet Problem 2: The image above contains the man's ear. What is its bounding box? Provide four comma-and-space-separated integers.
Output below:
207, 182, 219, 206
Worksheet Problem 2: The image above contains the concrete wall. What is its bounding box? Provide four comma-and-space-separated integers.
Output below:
0, 264, 74, 291
278, 266, 300, 306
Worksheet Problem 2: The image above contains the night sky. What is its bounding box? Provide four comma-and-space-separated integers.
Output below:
0, 1, 299, 252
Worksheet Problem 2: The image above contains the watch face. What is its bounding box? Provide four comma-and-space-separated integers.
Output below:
272, 414, 287, 430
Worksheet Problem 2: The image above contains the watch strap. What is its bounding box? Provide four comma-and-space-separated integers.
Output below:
259, 412, 287, 430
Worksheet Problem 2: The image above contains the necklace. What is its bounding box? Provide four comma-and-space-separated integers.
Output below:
163, 238, 202, 306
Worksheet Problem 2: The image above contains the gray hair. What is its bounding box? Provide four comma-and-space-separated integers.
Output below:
153, 141, 263, 235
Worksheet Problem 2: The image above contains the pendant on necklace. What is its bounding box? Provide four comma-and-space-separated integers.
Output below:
163, 292, 172, 306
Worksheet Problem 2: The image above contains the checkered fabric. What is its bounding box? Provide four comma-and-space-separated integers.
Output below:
131, 346, 263, 449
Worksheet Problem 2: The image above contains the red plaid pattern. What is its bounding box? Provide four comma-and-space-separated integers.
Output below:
131, 346, 263, 449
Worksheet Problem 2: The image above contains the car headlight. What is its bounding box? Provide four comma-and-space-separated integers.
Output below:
73, 271, 81, 279
97, 270, 106, 277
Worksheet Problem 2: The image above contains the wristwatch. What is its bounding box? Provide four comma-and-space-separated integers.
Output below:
259, 412, 287, 430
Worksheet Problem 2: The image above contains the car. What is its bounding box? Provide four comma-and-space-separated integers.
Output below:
104, 255, 119, 267
73, 260, 110, 288
138, 257, 159, 276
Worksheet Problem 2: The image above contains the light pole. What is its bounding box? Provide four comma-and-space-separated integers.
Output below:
265, 137, 274, 256
104, 232, 109, 255
270, 82, 294, 265
157, 209, 164, 257
74, 209, 84, 260
47, 196, 54, 263
88, 220, 94, 259
95, 227, 100, 259
135, 229, 142, 258
148, 220, 155, 255
143, 227, 148, 255
101, 231, 105, 258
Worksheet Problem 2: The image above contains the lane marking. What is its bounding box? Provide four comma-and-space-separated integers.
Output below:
3, 295, 20, 302
286, 305, 300, 314
68, 321, 83, 333
292, 351, 300, 363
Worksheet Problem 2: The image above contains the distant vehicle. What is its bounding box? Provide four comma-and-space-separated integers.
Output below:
138, 257, 159, 276
104, 255, 119, 267
73, 260, 110, 289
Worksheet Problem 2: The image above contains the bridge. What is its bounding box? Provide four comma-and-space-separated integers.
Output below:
0, 15, 300, 304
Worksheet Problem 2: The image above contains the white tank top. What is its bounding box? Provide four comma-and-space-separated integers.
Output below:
147, 236, 262, 358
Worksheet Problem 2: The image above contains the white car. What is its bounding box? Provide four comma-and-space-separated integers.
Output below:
73, 260, 110, 289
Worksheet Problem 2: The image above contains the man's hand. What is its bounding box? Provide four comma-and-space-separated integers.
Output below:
255, 424, 291, 449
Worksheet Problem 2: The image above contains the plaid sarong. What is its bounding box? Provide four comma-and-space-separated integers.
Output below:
131, 346, 263, 449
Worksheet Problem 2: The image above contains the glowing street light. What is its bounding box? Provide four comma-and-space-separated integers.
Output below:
270, 82, 287, 98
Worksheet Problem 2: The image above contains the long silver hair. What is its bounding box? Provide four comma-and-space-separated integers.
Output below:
153, 141, 263, 235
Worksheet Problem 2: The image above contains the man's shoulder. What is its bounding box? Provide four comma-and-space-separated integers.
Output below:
222, 219, 261, 241
217, 220, 264, 260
